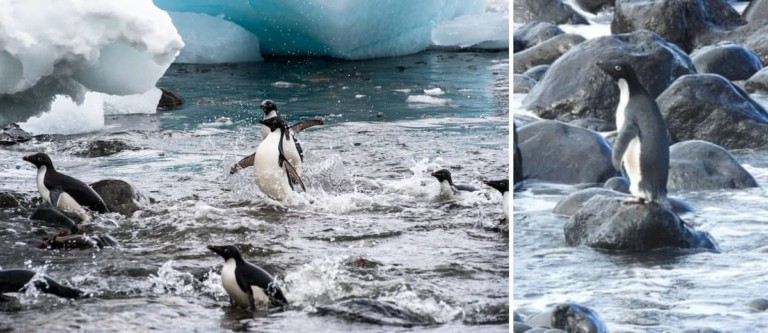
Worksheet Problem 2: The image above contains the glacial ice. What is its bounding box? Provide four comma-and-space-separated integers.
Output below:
431, 12, 509, 49
0, 0, 182, 127
169, 12, 262, 64
19, 93, 105, 135
102, 88, 164, 115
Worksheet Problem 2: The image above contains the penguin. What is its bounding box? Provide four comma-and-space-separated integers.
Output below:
207, 245, 288, 310
483, 179, 509, 222
230, 100, 323, 174
0, 269, 84, 299
254, 115, 306, 202
23, 153, 109, 223
513, 122, 525, 192
430, 169, 478, 201
596, 60, 670, 205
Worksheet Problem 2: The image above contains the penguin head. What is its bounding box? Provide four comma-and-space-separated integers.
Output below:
208, 245, 243, 261
483, 179, 509, 194
596, 60, 636, 81
23, 153, 54, 169
260, 116, 289, 133
260, 100, 278, 116
431, 169, 454, 185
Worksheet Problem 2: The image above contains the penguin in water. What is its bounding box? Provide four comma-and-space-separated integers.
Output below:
254, 115, 306, 202
483, 179, 509, 223
596, 60, 670, 205
230, 100, 323, 174
207, 245, 288, 310
430, 169, 478, 201
23, 153, 109, 224
0, 269, 84, 299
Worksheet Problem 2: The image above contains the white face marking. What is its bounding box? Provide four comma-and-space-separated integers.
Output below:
624, 138, 644, 199
616, 78, 629, 130
36, 166, 50, 205
221, 259, 251, 308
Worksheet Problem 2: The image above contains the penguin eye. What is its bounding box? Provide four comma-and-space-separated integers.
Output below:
614, 65, 621, 71
224, 249, 230, 254
37, 157, 43, 162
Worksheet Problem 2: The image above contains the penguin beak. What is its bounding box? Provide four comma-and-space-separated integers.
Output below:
22, 155, 34, 164
207, 245, 224, 256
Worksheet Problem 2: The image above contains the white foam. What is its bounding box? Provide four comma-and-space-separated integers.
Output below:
101, 88, 162, 115
19, 92, 105, 135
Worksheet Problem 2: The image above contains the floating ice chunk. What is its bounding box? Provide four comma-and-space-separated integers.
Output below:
154, 0, 483, 59
19, 93, 105, 135
431, 12, 509, 49
394, 89, 412, 94
169, 12, 262, 64
355, 95, 366, 99
272, 82, 297, 88
424, 88, 445, 96
406, 95, 452, 106
101, 88, 163, 115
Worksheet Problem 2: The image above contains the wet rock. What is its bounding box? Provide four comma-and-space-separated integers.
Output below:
513, 34, 586, 74
0, 193, 19, 209
611, 0, 745, 53
513, 0, 588, 25
603, 176, 629, 193
748, 298, 768, 311
0, 123, 32, 145
514, 36, 525, 53
76, 139, 138, 158
523, 31, 694, 128
575, 0, 615, 13
668, 140, 758, 191
344, 256, 383, 269
525, 309, 555, 328
691, 44, 763, 81
29, 206, 80, 233
90, 179, 143, 216
514, 311, 525, 322
658, 74, 768, 149
554, 187, 694, 216
565, 195, 719, 252
518, 120, 617, 185
513, 321, 533, 333
552, 303, 609, 333
523, 65, 549, 82
514, 75, 537, 93
462, 302, 510, 325
745, 67, 768, 94
743, 0, 768, 24
157, 87, 184, 111
513, 22, 564, 50
567, 118, 613, 132
315, 298, 436, 327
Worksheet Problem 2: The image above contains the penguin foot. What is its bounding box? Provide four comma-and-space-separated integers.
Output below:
623, 196, 646, 204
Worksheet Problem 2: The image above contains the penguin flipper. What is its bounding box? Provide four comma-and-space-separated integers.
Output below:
612, 122, 639, 171
283, 161, 306, 192
290, 119, 324, 133
230, 153, 255, 174
46, 173, 109, 213
49, 187, 64, 209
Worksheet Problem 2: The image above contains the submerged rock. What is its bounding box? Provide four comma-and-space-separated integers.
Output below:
76, 139, 138, 158
0, 193, 20, 209
691, 44, 763, 81
315, 298, 436, 327
518, 120, 617, 185
513, 33, 585, 74
157, 87, 184, 111
658, 74, 768, 149
90, 179, 143, 216
513, 0, 588, 25
0, 123, 32, 145
565, 195, 719, 252
552, 303, 609, 333
523, 31, 694, 128
668, 140, 758, 191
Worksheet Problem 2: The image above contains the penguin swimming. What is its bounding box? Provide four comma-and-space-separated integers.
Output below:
207, 245, 288, 310
254, 115, 306, 202
483, 179, 509, 223
597, 60, 670, 205
230, 100, 323, 174
23, 153, 109, 223
430, 169, 478, 201
0, 269, 84, 299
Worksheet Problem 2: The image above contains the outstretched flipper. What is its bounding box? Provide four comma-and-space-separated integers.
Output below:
290, 119, 324, 133
230, 153, 256, 174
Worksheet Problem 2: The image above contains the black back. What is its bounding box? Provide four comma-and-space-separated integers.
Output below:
23, 153, 109, 213
208, 245, 288, 307
0, 269, 83, 299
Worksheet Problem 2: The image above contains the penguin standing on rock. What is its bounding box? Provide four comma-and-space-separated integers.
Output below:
430, 169, 478, 201
207, 245, 288, 310
23, 153, 109, 224
596, 60, 670, 205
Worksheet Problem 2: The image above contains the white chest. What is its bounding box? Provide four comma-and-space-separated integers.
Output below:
36, 166, 50, 204
221, 259, 251, 308
623, 138, 643, 197
435, 180, 456, 201
254, 131, 292, 201
616, 78, 629, 130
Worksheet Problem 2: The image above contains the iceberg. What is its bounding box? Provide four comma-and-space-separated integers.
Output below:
154, 0, 485, 60
0, 0, 183, 127
169, 12, 263, 64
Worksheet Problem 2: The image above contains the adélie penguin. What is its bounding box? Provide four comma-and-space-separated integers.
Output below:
0, 269, 84, 299
230, 100, 323, 174
430, 169, 478, 201
483, 179, 509, 224
207, 245, 288, 310
254, 115, 306, 203
23, 153, 109, 224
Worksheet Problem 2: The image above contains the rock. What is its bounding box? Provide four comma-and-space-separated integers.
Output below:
0, 123, 32, 145
551, 303, 609, 333
523, 31, 695, 128
514, 311, 526, 322
514, 36, 526, 53
574, 0, 616, 13
513, 34, 586, 74
76, 139, 138, 158
513, 321, 533, 333
513, 22, 565, 50
658, 74, 768, 149
743, 0, 768, 24
611, 0, 745, 53
748, 298, 768, 311
513, 0, 589, 25
0, 193, 19, 209
29, 206, 79, 233
565, 195, 719, 252
603, 176, 629, 193
518, 120, 617, 185
745, 66, 768, 94
567, 118, 613, 132
691, 44, 763, 81
90, 179, 143, 216
553, 187, 693, 216
668, 140, 758, 190
526, 309, 555, 328
514, 75, 537, 93
523, 65, 550, 82
699, 23, 768, 65
157, 87, 184, 111
315, 298, 436, 327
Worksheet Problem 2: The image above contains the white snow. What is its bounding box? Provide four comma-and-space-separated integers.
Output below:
406, 95, 452, 106
169, 12, 262, 64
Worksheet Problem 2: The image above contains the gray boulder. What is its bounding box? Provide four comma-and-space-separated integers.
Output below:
513, 22, 564, 50
518, 120, 617, 185
513, 34, 586, 74
90, 179, 144, 216
744, 0, 768, 25
158, 87, 183, 111
574, 0, 616, 13
513, 75, 537, 93
745, 67, 768, 94
553, 187, 693, 217
523, 65, 550, 82
668, 140, 757, 190
691, 44, 763, 81
0, 124, 32, 146
513, 0, 589, 25
76, 139, 138, 158
658, 74, 768, 149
